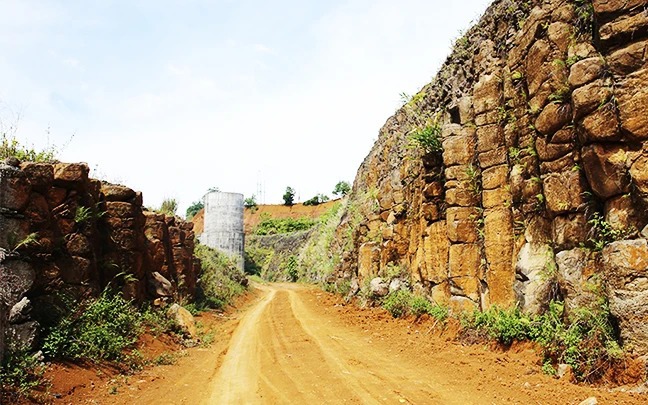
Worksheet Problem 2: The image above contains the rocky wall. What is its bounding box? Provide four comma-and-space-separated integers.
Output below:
333, 0, 648, 354
0, 160, 199, 355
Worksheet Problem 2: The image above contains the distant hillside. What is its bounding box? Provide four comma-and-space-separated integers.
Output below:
191, 199, 341, 236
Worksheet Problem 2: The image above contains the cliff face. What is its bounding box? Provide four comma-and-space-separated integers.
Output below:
332, 0, 648, 353
0, 161, 199, 355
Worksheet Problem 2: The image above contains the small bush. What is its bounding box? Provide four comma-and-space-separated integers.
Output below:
303, 194, 329, 206
244, 195, 258, 210
0, 346, 44, 399
469, 306, 533, 345
43, 290, 142, 362
464, 300, 623, 381
383, 290, 412, 318
382, 290, 448, 321
158, 198, 178, 217
140, 304, 178, 336
185, 200, 204, 220
152, 352, 176, 366
1, 134, 57, 162
410, 295, 440, 319
409, 123, 442, 154
285, 255, 299, 281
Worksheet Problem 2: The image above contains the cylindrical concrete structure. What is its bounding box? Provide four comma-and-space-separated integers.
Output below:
199, 191, 244, 268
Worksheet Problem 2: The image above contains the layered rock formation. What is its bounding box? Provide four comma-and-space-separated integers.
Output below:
0, 160, 199, 357
332, 0, 648, 353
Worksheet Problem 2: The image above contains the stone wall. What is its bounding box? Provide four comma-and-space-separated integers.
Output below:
0, 160, 199, 356
332, 0, 648, 354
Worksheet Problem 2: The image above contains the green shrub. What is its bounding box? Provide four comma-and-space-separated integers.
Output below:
158, 198, 178, 217
43, 290, 141, 362
409, 123, 442, 154
1, 134, 57, 162
185, 200, 204, 220
140, 304, 178, 335
285, 255, 299, 281
244, 195, 258, 209
469, 306, 533, 345
464, 300, 622, 381
303, 194, 329, 206
383, 290, 412, 318
409, 294, 433, 318
383, 290, 449, 321
0, 346, 44, 399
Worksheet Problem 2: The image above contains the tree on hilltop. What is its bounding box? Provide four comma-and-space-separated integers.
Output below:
283, 187, 295, 206
333, 181, 351, 197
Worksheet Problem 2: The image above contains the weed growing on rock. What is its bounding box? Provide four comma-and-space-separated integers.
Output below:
1, 134, 57, 162
158, 198, 178, 217
587, 212, 630, 251
0, 346, 45, 401
573, 0, 595, 37
74, 203, 105, 225
409, 123, 443, 155
465, 164, 482, 196
8, 231, 39, 252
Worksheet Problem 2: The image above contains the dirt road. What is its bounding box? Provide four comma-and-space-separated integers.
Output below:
205, 283, 646, 404
209, 283, 473, 404
61, 283, 646, 404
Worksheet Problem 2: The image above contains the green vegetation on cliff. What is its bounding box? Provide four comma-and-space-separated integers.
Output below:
1, 134, 57, 162
462, 299, 621, 382
254, 213, 316, 235
194, 244, 248, 310
245, 201, 345, 283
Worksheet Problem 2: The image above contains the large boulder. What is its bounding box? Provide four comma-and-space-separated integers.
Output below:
167, 304, 197, 339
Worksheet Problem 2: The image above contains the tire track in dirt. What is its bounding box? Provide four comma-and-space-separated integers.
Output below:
207, 284, 477, 404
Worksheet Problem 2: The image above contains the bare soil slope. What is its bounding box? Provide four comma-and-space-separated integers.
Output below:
53, 284, 647, 404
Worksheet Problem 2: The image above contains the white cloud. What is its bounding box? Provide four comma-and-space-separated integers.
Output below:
253, 43, 274, 54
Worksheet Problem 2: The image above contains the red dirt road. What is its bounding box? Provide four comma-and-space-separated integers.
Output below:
50, 283, 647, 404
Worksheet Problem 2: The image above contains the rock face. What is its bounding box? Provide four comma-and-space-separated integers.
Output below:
329, 0, 648, 353
0, 161, 199, 355
602, 240, 648, 354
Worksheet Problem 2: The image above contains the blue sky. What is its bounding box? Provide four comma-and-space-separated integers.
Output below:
1, 0, 492, 214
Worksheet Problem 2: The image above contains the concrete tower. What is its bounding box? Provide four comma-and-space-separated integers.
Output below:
199, 191, 244, 268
